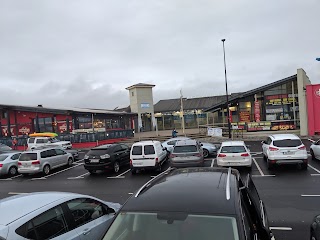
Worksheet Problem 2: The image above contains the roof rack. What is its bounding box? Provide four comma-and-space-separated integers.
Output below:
226, 167, 231, 200
135, 167, 175, 198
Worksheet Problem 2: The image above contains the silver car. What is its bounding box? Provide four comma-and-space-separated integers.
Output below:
0, 192, 121, 240
0, 143, 12, 154
0, 152, 21, 176
18, 148, 74, 176
162, 137, 217, 157
170, 139, 204, 168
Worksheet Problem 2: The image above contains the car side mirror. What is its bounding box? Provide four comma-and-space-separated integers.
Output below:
107, 207, 115, 214
201, 144, 203, 146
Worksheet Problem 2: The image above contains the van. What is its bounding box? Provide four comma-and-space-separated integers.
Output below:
130, 141, 168, 174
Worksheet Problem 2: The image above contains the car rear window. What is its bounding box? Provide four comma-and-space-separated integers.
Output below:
220, 146, 246, 153
0, 155, 9, 161
273, 139, 302, 147
28, 138, 35, 144
87, 149, 110, 156
19, 153, 38, 161
173, 145, 198, 153
132, 146, 142, 155
144, 145, 155, 155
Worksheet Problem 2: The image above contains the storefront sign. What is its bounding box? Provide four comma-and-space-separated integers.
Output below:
247, 121, 271, 131
231, 123, 246, 130
141, 103, 150, 108
1, 127, 15, 136
207, 127, 222, 137
265, 94, 297, 105
19, 126, 31, 135
239, 112, 251, 122
254, 101, 260, 122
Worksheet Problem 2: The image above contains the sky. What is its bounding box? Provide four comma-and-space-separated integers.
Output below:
1, 0, 319, 110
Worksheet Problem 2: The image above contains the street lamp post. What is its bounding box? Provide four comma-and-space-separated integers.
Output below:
221, 39, 232, 139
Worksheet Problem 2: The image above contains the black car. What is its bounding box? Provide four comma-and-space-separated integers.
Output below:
84, 144, 130, 174
311, 214, 320, 240
102, 167, 275, 240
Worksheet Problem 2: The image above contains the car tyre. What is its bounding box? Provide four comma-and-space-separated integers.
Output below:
8, 166, 18, 176
43, 165, 50, 176
311, 149, 316, 161
203, 149, 209, 158
263, 154, 267, 161
301, 163, 308, 170
267, 160, 274, 170
131, 169, 136, 175
311, 230, 317, 240
88, 170, 96, 174
113, 161, 120, 173
157, 163, 162, 173
68, 158, 73, 166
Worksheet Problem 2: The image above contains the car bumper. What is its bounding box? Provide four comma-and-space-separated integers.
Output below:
269, 159, 308, 165
0, 167, 9, 175
18, 167, 41, 174
131, 163, 160, 171
217, 159, 252, 167
84, 162, 112, 171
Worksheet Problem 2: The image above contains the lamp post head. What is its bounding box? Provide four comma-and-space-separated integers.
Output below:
316, 58, 320, 61
221, 39, 226, 42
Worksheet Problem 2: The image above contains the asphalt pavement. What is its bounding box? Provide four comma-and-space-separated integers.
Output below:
0, 139, 319, 240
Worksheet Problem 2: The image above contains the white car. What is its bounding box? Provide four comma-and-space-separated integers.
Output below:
27, 137, 72, 150
162, 137, 189, 153
261, 134, 308, 170
309, 138, 320, 160
216, 141, 252, 168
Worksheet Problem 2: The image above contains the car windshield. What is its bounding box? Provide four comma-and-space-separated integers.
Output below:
103, 211, 239, 240
28, 138, 35, 144
273, 139, 302, 147
19, 153, 38, 161
221, 146, 246, 153
0, 155, 9, 161
49, 138, 59, 143
173, 145, 197, 153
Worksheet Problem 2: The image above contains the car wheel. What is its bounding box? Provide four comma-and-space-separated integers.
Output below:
203, 149, 209, 158
88, 170, 96, 174
300, 163, 308, 170
113, 161, 120, 173
68, 158, 73, 166
263, 154, 267, 161
311, 149, 316, 161
43, 165, 50, 176
131, 169, 136, 175
157, 163, 162, 173
8, 166, 18, 176
267, 160, 274, 170
311, 230, 317, 240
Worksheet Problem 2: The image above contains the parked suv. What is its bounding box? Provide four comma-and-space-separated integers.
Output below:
261, 134, 308, 170
84, 144, 130, 174
102, 167, 275, 240
18, 148, 73, 176
169, 139, 204, 168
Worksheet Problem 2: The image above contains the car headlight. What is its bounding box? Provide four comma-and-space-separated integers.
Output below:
84, 155, 89, 159
100, 154, 110, 159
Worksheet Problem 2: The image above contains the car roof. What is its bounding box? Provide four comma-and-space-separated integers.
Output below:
93, 144, 115, 150
122, 168, 239, 215
22, 148, 57, 153
165, 137, 190, 142
174, 139, 198, 146
221, 141, 245, 147
132, 141, 160, 145
270, 134, 300, 140
0, 192, 87, 225
0, 152, 21, 157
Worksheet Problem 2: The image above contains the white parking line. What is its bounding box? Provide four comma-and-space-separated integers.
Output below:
31, 163, 84, 180
308, 164, 320, 174
115, 169, 131, 177
0, 178, 12, 181
252, 158, 265, 176
128, 193, 134, 195
252, 175, 275, 177
301, 195, 320, 197
67, 172, 90, 180
210, 158, 215, 167
11, 174, 22, 179
8, 192, 28, 195
270, 227, 292, 231
107, 176, 125, 179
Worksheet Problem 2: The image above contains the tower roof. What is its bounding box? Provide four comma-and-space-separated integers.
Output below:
126, 83, 155, 90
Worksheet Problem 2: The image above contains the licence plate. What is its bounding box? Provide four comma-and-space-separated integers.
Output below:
133, 162, 143, 166
90, 159, 100, 163
283, 152, 292, 155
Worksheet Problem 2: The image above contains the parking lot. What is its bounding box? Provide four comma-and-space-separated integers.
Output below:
1, 139, 320, 239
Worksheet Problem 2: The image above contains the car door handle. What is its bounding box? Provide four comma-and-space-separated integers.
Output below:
82, 228, 92, 236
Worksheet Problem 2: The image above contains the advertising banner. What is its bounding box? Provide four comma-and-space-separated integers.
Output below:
254, 101, 260, 122
207, 127, 222, 137
239, 112, 251, 122
306, 84, 320, 136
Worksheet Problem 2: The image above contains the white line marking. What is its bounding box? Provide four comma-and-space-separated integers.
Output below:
211, 159, 215, 167
252, 158, 264, 176
270, 227, 292, 231
8, 192, 28, 195
308, 164, 320, 174
115, 169, 131, 177
43, 163, 84, 178
107, 176, 125, 179
67, 172, 89, 179
31, 177, 47, 181
301, 195, 320, 197
252, 175, 276, 177
0, 178, 12, 181
128, 193, 133, 195
11, 174, 22, 179
311, 174, 320, 176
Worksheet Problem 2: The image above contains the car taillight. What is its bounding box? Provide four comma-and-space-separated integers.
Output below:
269, 146, 279, 151
155, 158, 158, 163
18, 162, 22, 166
0, 163, 2, 167
218, 154, 226, 157
130, 160, 132, 166
298, 145, 306, 150
241, 153, 250, 157
32, 160, 40, 165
